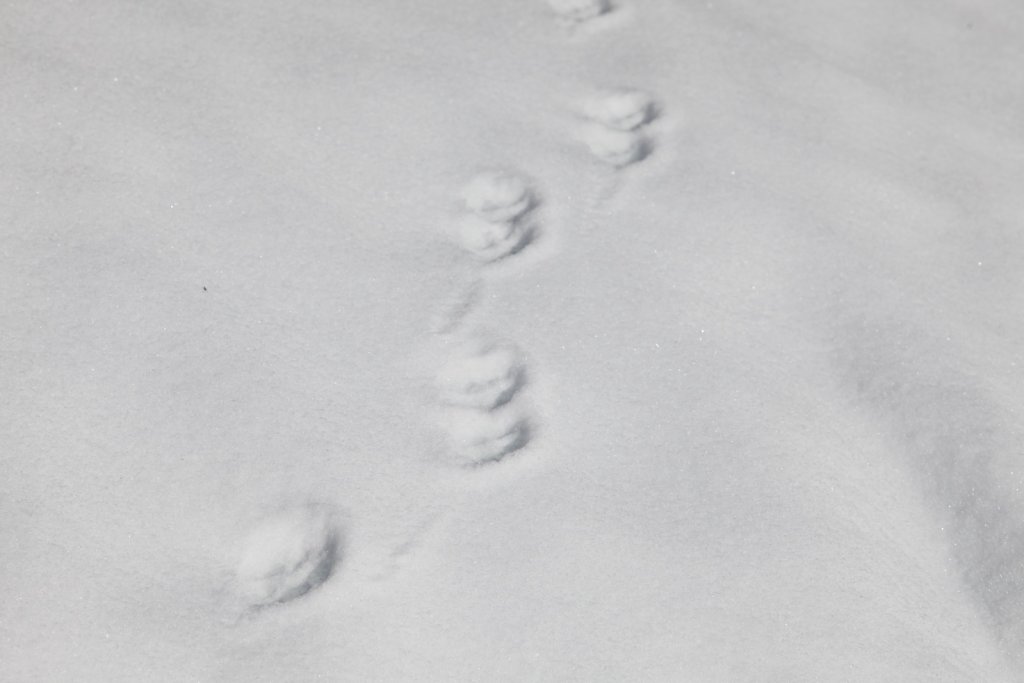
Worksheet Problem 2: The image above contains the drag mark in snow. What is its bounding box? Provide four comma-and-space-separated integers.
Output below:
346, 508, 449, 583
582, 87, 657, 132
580, 123, 651, 168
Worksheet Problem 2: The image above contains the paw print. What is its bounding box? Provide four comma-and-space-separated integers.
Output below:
458, 170, 538, 261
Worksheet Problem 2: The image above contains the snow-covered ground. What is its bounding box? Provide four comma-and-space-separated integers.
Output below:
3, 0, 1024, 679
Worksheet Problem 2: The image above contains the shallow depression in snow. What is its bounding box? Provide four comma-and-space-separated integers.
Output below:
234, 505, 341, 610
4, 0, 1024, 679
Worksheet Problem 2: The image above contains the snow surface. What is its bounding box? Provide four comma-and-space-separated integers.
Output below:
436, 337, 525, 411
234, 505, 339, 610
3, 0, 1024, 680
582, 87, 656, 131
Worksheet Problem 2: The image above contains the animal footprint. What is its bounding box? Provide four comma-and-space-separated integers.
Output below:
580, 123, 649, 167
234, 504, 340, 610
458, 170, 538, 261
430, 270, 481, 334
578, 87, 659, 169
546, 0, 612, 25
431, 333, 533, 466
583, 87, 656, 131
444, 403, 531, 466
436, 338, 525, 410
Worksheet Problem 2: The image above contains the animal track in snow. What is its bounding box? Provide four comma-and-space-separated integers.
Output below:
575, 88, 661, 178
458, 170, 539, 262
234, 504, 340, 610
546, 0, 612, 25
340, 505, 447, 584
424, 332, 533, 466
430, 270, 482, 334
458, 213, 536, 262
462, 170, 535, 222
580, 122, 650, 167
583, 87, 656, 131
436, 337, 525, 410
443, 403, 531, 466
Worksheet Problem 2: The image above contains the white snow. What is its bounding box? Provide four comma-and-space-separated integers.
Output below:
234, 505, 339, 609
442, 403, 531, 467
436, 338, 525, 411
3, 0, 1024, 680
457, 212, 535, 262
458, 170, 537, 260
546, 0, 612, 25
461, 171, 535, 223
582, 87, 656, 131
579, 121, 649, 167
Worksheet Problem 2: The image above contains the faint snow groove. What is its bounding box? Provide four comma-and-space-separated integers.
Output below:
833, 317, 1024, 667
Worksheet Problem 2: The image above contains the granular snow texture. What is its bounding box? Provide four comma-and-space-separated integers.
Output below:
3, 0, 1024, 680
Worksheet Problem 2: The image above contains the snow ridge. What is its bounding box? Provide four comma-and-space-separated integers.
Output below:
836, 318, 1024, 667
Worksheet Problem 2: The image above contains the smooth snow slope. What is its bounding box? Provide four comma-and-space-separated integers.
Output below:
2, 0, 1024, 680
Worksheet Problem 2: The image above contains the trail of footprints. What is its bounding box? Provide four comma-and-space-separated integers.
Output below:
581, 87, 657, 167
230, 1, 662, 613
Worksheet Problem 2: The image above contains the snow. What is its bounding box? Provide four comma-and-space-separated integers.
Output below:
442, 403, 532, 466
3, 0, 1024, 680
546, 0, 613, 25
234, 505, 339, 610
462, 171, 535, 224
458, 170, 538, 261
579, 121, 650, 167
582, 87, 656, 131
457, 212, 536, 262
436, 337, 525, 411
